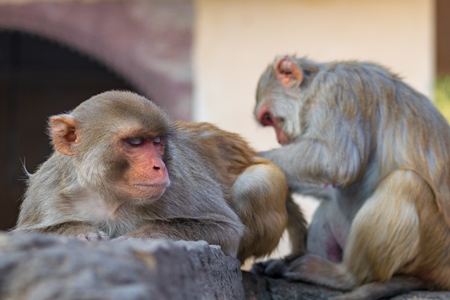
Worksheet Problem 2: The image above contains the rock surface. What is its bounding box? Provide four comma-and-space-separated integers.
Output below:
242, 270, 450, 300
0, 232, 243, 300
1, 232, 450, 300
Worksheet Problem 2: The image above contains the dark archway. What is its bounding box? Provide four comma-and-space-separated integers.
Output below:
0, 30, 137, 230
0, 1, 193, 121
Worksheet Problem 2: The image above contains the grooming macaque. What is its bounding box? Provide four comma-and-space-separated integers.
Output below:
14, 90, 306, 263
253, 55, 450, 299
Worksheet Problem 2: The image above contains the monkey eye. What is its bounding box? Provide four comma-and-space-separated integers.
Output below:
153, 136, 164, 144
125, 137, 145, 146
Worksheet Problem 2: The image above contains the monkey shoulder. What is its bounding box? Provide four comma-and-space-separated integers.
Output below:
162, 127, 248, 214
171, 122, 256, 169
24, 153, 70, 199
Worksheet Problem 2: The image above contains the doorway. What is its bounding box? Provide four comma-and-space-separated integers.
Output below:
0, 31, 137, 230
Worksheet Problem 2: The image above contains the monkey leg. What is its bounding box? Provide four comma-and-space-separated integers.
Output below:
285, 170, 424, 295
307, 199, 350, 262
251, 194, 307, 277
231, 157, 290, 263
285, 195, 307, 259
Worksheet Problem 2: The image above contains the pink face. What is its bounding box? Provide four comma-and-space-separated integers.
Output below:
257, 104, 290, 145
255, 56, 304, 146
119, 135, 170, 200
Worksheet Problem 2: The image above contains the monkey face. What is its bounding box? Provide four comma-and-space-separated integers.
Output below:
50, 91, 173, 204
254, 56, 305, 145
115, 134, 170, 203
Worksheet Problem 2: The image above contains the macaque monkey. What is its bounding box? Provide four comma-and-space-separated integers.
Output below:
253, 55, 450, 299
13, 90, 306, 264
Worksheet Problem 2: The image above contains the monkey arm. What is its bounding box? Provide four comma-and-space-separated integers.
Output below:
261, 98, 368, 189
13, 221, 110, 241
41, 222, 110, 241
261, 136, 363, 189
123, 218, 243, 257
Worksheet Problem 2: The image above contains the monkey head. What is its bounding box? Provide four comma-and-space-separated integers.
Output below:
49, 91, 172, 204
254, 55, 316, 145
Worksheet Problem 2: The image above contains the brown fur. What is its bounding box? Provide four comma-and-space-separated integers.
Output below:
253, 55, 450, 298
14, 90, 306, 263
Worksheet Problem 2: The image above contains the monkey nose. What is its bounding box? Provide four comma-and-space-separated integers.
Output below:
152, 163, 166, 172
261, 113, 274, 126
150, 160, 165, 171
257, 106, 274, 126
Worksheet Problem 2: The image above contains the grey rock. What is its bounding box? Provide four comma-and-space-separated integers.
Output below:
242, 271, 341, 300
391, 292, 450, 300
242, 271, 450, 300
0, 232, 243, 300
2, 232, 449, 300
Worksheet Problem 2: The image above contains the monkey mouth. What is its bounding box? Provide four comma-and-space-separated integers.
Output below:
133, 180, 170, 193
257, 106, 291, 145
134, 182, 168, 189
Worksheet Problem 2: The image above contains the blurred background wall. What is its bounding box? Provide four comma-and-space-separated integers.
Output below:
195, 0, 435, 152
0, 0, 446, 241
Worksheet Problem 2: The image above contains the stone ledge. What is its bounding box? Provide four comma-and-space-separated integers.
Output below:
0, 232, 243, 300
2, 232, 450, 300
242, 270, 450, 300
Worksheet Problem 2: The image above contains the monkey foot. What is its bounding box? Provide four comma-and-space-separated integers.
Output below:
250, 258, 289, 278
285, 254, 356, 291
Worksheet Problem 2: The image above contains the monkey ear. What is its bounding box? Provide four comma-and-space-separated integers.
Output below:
49, 114, 80, 156
275, 56, 304, 87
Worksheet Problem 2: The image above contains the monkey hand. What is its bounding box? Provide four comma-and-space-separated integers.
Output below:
250, 258, 290, 278
72, 231, 110, 242
111, 236, 146, 242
